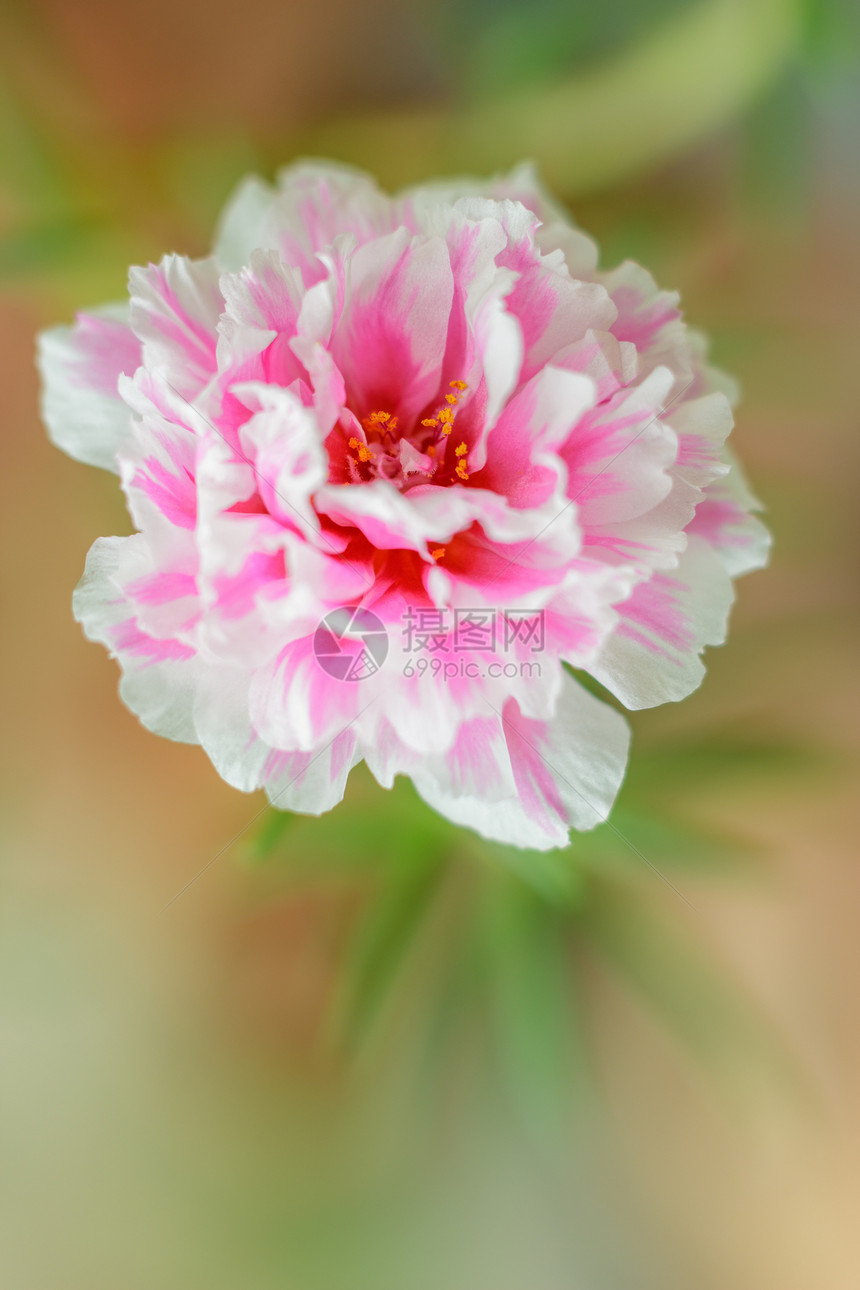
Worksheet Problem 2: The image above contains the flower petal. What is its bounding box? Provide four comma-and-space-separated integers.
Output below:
400, 675, 630, 850
128, 254, 223, 399
590, 535, 735, 708
73, 537, 201, 743
37, 304, 140, 472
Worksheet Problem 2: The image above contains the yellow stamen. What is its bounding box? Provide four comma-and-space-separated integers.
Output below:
363, 409, 396, 434
449, 379, 467, 390
348, 436, 359, 450
455, 463, 469, 482
430, 547, 446, 561
421, 418, 438, 428
438, 407, 453, 424
454, 442, 467, 457
357, 444, 372, 463
445, 393, 459, 405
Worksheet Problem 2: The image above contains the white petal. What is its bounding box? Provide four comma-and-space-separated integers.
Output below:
193, 664, 361, 812
37, 304, 139, 472
73, 537, 201, 743
689, 449, 772, 577
371, 675, 630, 850
214, 175, 276, 271
128, 255, 223, 399
590, 536, 735, 709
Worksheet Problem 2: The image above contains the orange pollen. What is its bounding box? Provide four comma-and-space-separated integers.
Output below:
422, 381, 468, 433
454, 442, 468, 457
430, 547, 446, 561
362, 409, 397, 434
348, 435, 372, 462
455, 463, 469, 482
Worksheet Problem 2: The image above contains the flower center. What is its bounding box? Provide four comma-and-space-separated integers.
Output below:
341, 380, 472, 489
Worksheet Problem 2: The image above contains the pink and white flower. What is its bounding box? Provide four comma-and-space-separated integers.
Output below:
38, 160, 769, 851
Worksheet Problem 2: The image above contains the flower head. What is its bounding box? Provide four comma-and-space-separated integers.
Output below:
38, 160, 769, 850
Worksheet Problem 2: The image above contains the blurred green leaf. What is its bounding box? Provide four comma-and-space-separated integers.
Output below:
635, 737, 814, 788
464, 0, 689, 96
305, 0, 804, 196
0, 216, 103, 278
0, 69, 75, 219
799, 0, 860, 70
479, 874, 592, 1139
572, 805, 754, 878
471, 835, 587, 906
246, 807, 300, 863
242, 771, 459, 876
331, 846, 449, 1050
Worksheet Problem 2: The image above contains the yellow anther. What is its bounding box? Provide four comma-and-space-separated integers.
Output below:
357, 444, 372, 462
449, 379, 467, 390
438, 406, 454, 424
421, 418, 438, 428
363, 409, 396, 434
454, 442, 467, 457
348, 436, 359, 450
441, 425, 453, 436
445, 392, 459, 404
430, 547, 446, 561
455, 463, 469, 482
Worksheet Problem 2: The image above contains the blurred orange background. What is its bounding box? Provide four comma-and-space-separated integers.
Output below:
2, 1, 860, 1286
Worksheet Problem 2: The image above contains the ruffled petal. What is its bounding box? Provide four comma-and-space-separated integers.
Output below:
688, 450, 771, 578
590, 536, 735, 708
73, 537, 201, 743
128, 254, 223, 399
376, 674, 630, 850
218, 160, 395, 287
192, 664, 362, 812
37, 304, 140, 472
329, 227, 455, 425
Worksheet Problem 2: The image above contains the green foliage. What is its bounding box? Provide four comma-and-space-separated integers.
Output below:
460, 0, 691, 96
330, 843, 450, 1048
477, 873, 592, 1139
800, 0, 860, 71
240, 723, 813, 1137
306, 0, 805, 195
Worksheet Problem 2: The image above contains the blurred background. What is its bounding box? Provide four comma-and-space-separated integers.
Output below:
2, 0, 859, 1285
